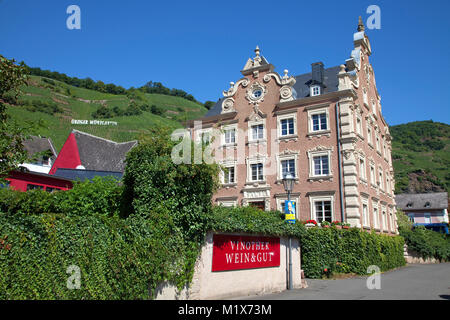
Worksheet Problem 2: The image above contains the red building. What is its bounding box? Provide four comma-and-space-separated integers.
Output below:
6, 170, 73, 192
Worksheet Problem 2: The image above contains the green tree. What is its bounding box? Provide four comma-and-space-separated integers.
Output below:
0, 55, 30, 181
204, 101, 215, 110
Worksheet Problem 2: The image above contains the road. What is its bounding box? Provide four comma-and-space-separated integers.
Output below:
240, 263, 450, 300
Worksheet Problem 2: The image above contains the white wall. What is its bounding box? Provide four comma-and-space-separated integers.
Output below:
155, 231, 303, 300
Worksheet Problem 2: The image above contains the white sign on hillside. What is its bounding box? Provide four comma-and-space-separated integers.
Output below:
71, 119, 118, 126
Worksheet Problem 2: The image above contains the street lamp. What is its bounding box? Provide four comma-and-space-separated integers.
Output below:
282, 172, 295, 290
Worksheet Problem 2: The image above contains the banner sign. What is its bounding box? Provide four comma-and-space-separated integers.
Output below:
212, 234, 280, 272
284, 200, 296, 224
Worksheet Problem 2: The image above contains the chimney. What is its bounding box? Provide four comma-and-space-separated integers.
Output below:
311, 62, 324, 85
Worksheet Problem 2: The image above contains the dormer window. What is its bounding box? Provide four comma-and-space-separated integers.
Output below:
311, 85, 321, 96
424, 202, 431, 208
406, 202, 413, 208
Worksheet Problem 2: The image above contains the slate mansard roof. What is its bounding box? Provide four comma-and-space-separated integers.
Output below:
72, 130, 137, 172
204, 65, 341, 118
395, 192, 449, 211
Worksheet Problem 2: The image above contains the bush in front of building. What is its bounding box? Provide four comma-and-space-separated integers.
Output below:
0, 208, 184, 299
301, 227, 406, 279
208, 205, 307, 239
399, 225, 450, 262
0, 176, 122, 217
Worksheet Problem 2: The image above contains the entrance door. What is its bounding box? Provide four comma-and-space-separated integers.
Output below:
250, 201, 265, 211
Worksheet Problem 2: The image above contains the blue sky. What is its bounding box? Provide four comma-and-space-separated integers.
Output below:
1, 0, 449, 126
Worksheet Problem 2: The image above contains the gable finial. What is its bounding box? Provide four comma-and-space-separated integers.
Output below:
255, 45, 260, 57
357, 16, 365, 32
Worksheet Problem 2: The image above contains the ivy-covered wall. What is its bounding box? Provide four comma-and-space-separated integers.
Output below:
301, 227, 406, 279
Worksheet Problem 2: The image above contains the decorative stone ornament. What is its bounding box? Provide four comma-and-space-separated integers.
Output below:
263, 69, 296, 102
221, 97, 235, 113
246, 81, 267, 105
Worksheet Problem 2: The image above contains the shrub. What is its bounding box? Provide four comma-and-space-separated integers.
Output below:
23, 100, 63, 115
0, 210, 182, 299
91, 105, 113, 119
399, 225, 450, 261
208, 206, 306, 239
123, 103, 142, 116
150, 104, 164, 116
121, 128, 220, 287
301, 227, 405, 279
0, 177, 122, 217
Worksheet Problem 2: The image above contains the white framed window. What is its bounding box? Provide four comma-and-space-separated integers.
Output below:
247, 117, 266, 143
311, 85, 321, 96
308, 149, 332, 178
312, 198, 333, 223
220, 159, 237, 185
367, 125, 373, 145
224, 128, 235, 144
372, 100, 377, 114
424, 213, 431, 224
281, 158, 296, 177
221, 124, 237, 146
277, 112, 297, 138
223, 166, 235, 184
251, 124, 264, 141
312, 113, 328, 131
373, 205, 379, 229
356, 116, 363, 136
281, 118, 294, 136
389, 209, 395, 232
375, 134, 381, 153
382, 209, 388, 231
359, 156, 367, 181
370, 164, 376, 186
362, 202, 369, 227
246, 155, 267, 183
313, 155, 329, 176
378, 168, 384, 190
363, 87, 368, 106
307, 108, 330, 133
276, 152, 299, 180
250, 163, 264, 181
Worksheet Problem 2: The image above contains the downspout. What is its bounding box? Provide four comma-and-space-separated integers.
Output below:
335, 102, 345, 223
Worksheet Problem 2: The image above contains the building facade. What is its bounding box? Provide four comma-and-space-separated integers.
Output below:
187, 18, 397, 234
396, 192, 449, 233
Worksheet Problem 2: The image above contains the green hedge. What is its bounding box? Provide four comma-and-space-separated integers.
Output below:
208, 205, 307, 238
399, 226, 450, 261
209, 206, 406, 279
0, 210, 183, 299
0, 176, 122, 217
301, 227, 406, 279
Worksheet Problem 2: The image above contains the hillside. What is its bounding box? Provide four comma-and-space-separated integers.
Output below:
390, 120, 450, 194
5, 75, 208, 150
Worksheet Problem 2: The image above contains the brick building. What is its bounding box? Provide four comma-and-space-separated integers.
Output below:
187, 18, 397, 234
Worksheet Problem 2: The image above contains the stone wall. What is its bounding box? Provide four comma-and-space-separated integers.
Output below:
403, 244, 438, 264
